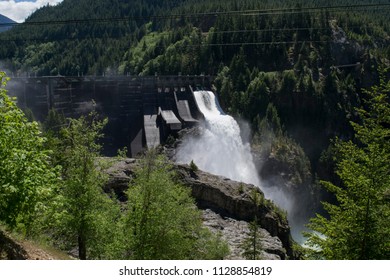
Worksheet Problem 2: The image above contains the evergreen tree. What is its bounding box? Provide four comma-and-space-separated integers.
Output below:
305, 69, 390, 259
241, 190, 263, 260
241, 218, 263, 260
51, 112, 122, 260
123, 150, 229, 260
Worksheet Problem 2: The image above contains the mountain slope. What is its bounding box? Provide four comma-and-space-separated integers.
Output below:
0, 0, 388, 76
0, 0, 389, 255
0, 0, 388, 192
0, 0, 388, 159
0, 14, 16, 33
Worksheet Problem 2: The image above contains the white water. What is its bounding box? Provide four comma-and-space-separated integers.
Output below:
176, 90, 310, 243
176, 90, 260, 186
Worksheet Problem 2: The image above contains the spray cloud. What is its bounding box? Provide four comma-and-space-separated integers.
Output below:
176, 91, 260, 186
175, 90, 309, 243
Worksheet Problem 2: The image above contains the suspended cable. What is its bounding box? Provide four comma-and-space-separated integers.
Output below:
190, 40, 331, 47
209, 27, 332, 35
0, 3, 389, 27
0, 23, 384, 43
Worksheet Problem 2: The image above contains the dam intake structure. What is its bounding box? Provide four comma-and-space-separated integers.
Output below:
7, 75, 211, 156
9, 75, 263, 192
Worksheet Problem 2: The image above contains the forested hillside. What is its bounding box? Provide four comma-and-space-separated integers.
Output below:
0, 0, 388, 76
0, 0, 389, 259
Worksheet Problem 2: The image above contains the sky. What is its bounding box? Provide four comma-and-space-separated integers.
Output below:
0, 0, 63, 22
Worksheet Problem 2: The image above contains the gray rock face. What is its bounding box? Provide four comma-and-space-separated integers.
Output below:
103, 158, 295, 259
175, 164, 293, 258
102, 158, 137, 202
202, 209, 286, 260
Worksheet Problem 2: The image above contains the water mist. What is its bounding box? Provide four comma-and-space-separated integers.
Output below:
176, 91, 260, 186
176, 90, 309, 243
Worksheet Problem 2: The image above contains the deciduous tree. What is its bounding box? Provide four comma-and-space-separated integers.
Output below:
0, 72, 58, 233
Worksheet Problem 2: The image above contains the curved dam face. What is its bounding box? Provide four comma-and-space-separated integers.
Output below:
9, 75, 260, 188
7, 75, 211, 156
176, 90, 261, 187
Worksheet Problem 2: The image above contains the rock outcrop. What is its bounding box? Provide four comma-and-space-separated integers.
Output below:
102, 158, 137, 202
202, 209, 286, 259
175, 164, 293, 259
103, 158, 295, 259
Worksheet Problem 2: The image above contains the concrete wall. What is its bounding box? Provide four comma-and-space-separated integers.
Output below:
7, 75, 213, 156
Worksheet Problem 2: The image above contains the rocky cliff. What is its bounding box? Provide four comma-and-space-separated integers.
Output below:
103, 158, 296, 259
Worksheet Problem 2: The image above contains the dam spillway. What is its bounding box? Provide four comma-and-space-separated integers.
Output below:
176, 90, 260, 187
7, 75, 212, 156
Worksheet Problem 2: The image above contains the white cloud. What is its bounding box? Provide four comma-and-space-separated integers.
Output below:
0, 0, 63, 23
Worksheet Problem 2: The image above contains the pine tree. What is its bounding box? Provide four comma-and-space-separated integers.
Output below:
51, 112, 122, 260
241, 190, 263, 260
305, 69, 390, 259
123, 150, 229, 260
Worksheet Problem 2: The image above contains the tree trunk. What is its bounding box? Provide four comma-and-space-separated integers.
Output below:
361, 197, 370, 260
78, 234, 87, 260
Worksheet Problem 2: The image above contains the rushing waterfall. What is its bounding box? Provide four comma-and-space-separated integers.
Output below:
176, 90, 260, 187
176, 90, 309, 244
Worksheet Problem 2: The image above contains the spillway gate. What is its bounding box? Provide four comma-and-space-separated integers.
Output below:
8, 75, 213, 156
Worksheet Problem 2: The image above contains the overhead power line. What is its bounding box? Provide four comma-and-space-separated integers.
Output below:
0, 26, 330, 42
190, 40, 331, 47
0, 27, 337, 43
0, 23, 385, 43
209, 27, 332, 35
0, 3, 389, 27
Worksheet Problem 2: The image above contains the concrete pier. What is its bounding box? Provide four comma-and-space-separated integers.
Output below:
7, 75, 213, 156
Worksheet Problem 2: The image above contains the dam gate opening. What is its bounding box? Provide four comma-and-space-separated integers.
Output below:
8, 75, 213, 156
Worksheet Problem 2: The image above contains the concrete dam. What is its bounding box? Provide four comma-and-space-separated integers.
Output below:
8, 75, 213, 156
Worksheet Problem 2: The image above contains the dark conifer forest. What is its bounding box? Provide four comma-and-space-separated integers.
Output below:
0, 0, 389, 260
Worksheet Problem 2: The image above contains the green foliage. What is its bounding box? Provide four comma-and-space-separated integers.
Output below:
116, 146, 128, 159
253, 103, 311, 189
0, 72, 59, 233
1, 0, 388, 77
120, 26, 170, 75
191, 229, 230, 260
241, 189, 263, 260
190, 160, 199, 172
237, 183, 244, 195
137, 27, 204, 75
123, 150, 229, 259
257, 103, 283, 139
0, 0, 389, 259
43, 108, 65, 135
305, 69, 390, 259
241, 218, 263, 260
242, 74, 271, 122
48, 112, 122, 259
20, 42, 58, 75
